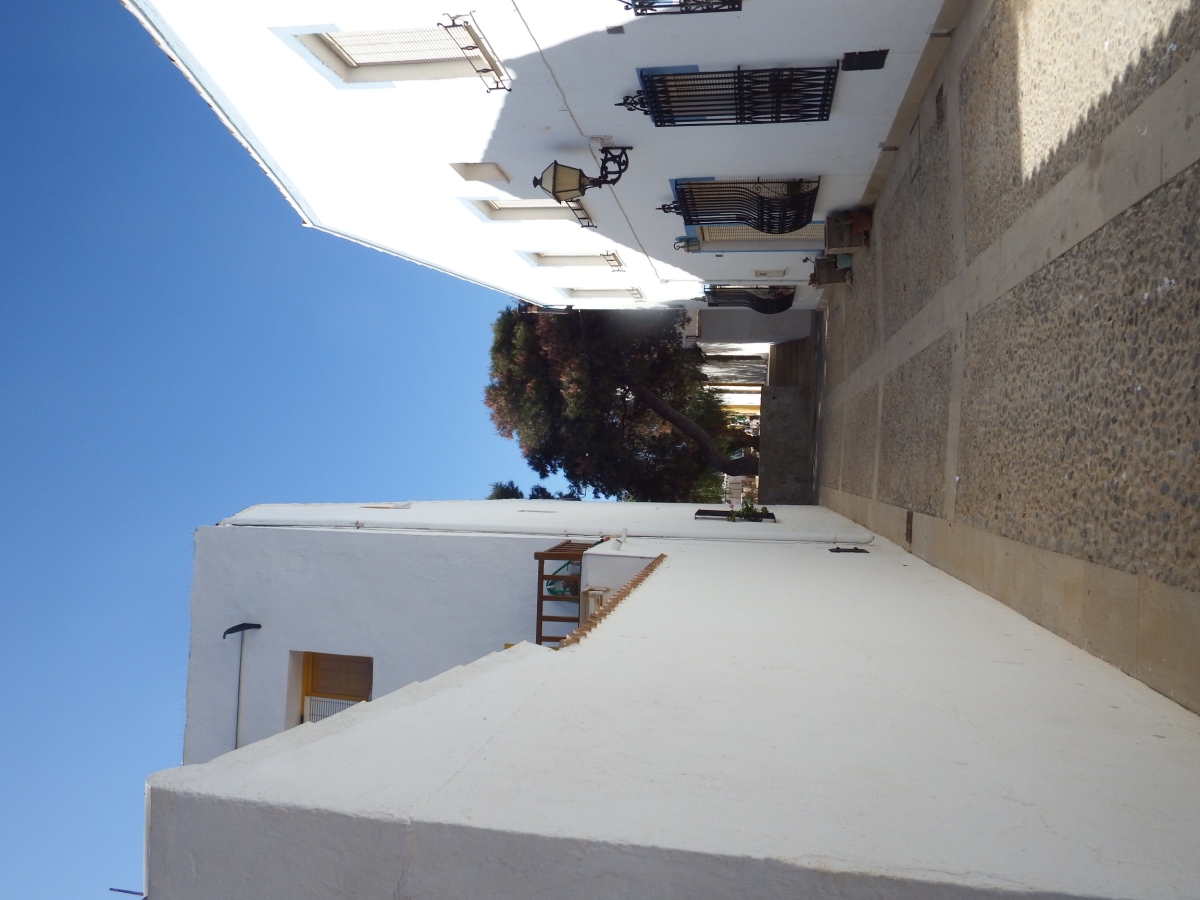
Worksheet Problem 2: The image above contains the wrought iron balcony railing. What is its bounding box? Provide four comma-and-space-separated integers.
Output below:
660, 179, 819, 234
704, 285, 796, 315
622, 0, 741, 14
618, 67, 837, 126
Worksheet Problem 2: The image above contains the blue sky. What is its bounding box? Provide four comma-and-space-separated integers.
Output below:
0, 3, 560, 896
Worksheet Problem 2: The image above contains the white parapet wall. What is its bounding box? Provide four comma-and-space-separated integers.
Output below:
154, 518, 1200, 899
185, 500, 870, 762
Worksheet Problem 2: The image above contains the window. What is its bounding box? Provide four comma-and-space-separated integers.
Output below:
561, 288, 644, 299
663, 179, 820, 234
529, 252, 624, 270
301, 651, 372, 723
451, 163, 509, 183
619, 67, 838, 126
320, 28, 468, 65
296, 17, 509, 90
472, 199, 585, 222
624, 0, 742, 14
841, 49, 889, 71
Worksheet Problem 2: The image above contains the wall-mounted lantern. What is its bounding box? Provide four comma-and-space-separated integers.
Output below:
533, 147, 631, 202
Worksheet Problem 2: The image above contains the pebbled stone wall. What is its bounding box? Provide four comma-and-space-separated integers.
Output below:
957, 160, 1200, 591
818, 393, 844, 490
960, 0, 1200, 261
817, 0, 1200, 712
842, 240, 880, 375
841, 386, 880, 498
879, 94, 956, 340
823, 286, 848, 391
879, 334, 953, 517
758, 388, 814, 505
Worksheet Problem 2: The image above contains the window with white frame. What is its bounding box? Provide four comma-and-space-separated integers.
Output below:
561, 288, 644, 299
450, 162, 510, 183
471, 199, 580, 221
529, 252, 624, 270
320, 28, 470, 66
295, 18, 509, 89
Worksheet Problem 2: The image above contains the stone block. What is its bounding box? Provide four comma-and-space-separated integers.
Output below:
878, 334, 952, 516
1098, 87, 1165, 223
1080, 564, 1140, 674
1137, 576, 1200, 714
758, 387, 814, 505
1162, 50, 1200, 182
840, 386, 879, 498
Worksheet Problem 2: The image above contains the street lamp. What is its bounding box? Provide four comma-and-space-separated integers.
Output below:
223, 622, 261, 750
533, 147, 631, 202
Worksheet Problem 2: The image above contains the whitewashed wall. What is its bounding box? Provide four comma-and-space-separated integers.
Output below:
127, 0, 943, 319
184, 525, 553, 764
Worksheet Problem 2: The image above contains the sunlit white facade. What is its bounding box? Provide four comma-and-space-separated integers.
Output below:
124, 0, 942, 315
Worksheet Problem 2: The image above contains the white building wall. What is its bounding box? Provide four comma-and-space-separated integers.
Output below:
184, 525, 552, 764
184, 500, 872, 763
150, 532, 1200, 900
126, 0, 943, 317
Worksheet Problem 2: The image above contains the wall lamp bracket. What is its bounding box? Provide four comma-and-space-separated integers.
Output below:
223, 622, 262, 638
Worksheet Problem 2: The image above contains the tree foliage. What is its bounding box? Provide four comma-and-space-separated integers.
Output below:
486, 480, 524, 499
485, 308, 753, 501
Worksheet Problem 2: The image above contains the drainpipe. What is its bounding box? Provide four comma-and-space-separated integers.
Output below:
223, 622, 261, 750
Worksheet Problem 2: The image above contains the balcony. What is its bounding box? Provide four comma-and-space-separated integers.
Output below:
534, 540, 591, 646
622, 0, 742, 14
661, 179, 820, 234
619, 67, 838, 126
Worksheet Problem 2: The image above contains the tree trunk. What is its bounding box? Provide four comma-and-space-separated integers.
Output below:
631, 385, 759, 476
722, 429, 760, 450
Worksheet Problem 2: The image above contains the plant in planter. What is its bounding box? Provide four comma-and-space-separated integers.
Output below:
728, 496, 773, 522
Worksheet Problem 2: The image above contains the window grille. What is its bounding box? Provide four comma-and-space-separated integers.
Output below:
618, 67, 837, 126
704, 285, 796, 314
662, 179, 820, 234
304, 695, 359, 723
622, 0, 742, 14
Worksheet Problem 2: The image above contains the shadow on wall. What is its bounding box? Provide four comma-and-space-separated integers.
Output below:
959, 0, 1200, 260
479, 15, 841, 287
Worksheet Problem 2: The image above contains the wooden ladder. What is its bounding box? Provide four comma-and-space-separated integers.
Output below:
534, 540, 592, 646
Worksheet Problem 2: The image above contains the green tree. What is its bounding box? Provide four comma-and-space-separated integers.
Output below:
485, 480, 524, 499
485, 308, 756, 501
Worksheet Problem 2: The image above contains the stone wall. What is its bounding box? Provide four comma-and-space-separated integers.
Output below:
957, 164, 1200, 590
841, 386, 879, 498
879, 334, 953, 517
758, 388, 814, 505
818, 0, 1200, 713
960, 0, 1200, 260
879, 99, 957, 339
